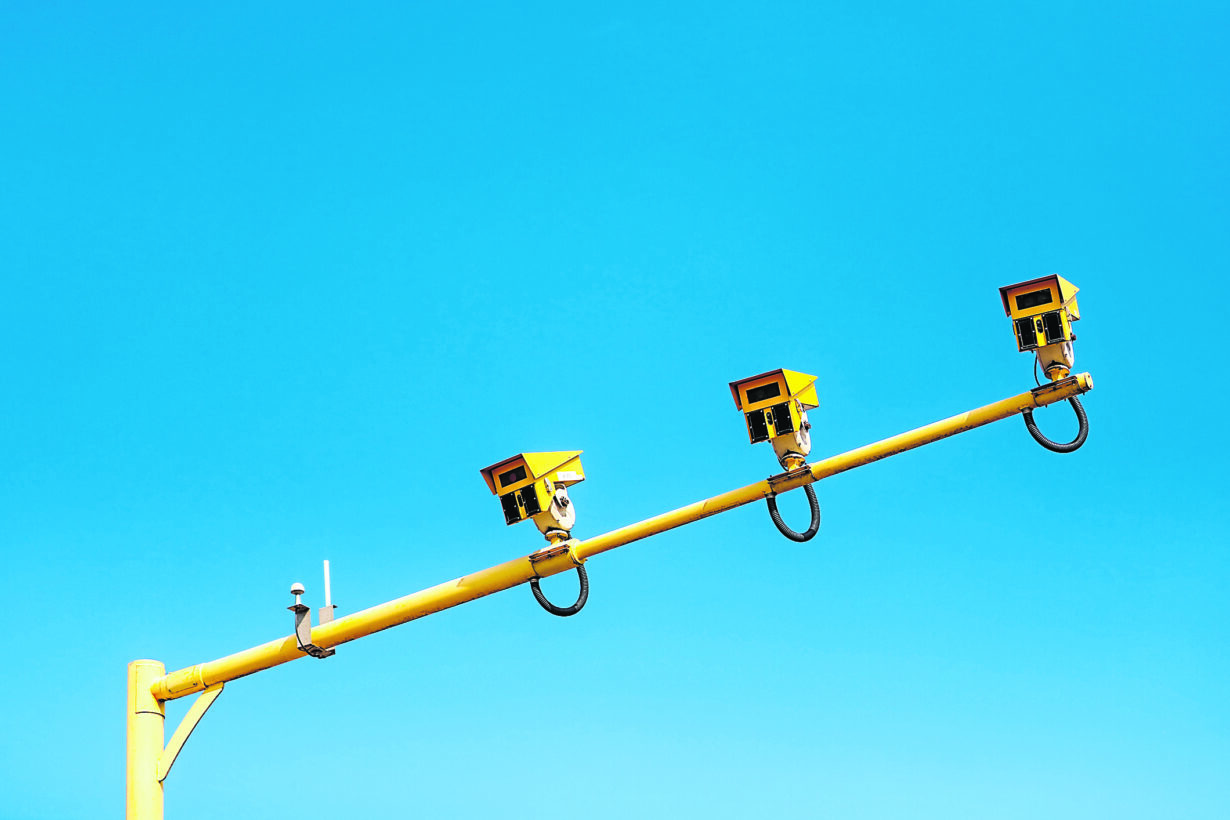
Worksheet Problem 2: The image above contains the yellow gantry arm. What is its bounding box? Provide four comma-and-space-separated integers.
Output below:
148, 374, 1092, 703
126, 663, 225, 820
574, 372, 1093, 560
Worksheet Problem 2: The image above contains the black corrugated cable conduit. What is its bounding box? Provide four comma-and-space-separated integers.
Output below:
1023, 396, 1089, 453
766, 484, 821, 542
530, 565, 589, 616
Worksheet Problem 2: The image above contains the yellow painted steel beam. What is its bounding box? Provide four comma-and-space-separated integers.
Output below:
574, 372, 1093, 560
150, 374, 1092, 702
128, 660, 167, 820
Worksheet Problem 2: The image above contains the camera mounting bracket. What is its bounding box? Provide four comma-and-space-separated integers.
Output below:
288, 602, 335, 659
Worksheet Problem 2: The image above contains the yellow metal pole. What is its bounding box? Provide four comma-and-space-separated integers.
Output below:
808, 372, 1095, 482
150, 374, 1092, 702
151, 548, 581, 700
127, 659, 166, 820
574, 372, 1094, 560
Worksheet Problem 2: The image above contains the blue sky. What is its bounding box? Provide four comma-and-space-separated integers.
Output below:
2, 3, 1228, 818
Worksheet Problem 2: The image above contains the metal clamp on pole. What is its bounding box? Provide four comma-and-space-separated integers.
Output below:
1023, 394, 1089, 453
528, 542, 589, 617
288, 583, 334, 659
766, 466, 821, 542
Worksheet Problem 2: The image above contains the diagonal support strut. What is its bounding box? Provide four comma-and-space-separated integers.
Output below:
157, 684, 223, 783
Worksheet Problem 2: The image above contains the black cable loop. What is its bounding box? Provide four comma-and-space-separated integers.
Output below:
766, 484, 821, 542
1023, 396, 1089, 453
530, 565, 589, 616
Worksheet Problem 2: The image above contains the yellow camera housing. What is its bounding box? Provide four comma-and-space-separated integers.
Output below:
479, 451, 585, 526
729, 369, 818, 446
999, 275, 1080, 353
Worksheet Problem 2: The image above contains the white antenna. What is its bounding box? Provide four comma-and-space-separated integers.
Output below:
318, 559, 336, 624
323, 560, 332, 608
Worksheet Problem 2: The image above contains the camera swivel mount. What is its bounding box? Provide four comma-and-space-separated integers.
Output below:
528, 538, 589, 617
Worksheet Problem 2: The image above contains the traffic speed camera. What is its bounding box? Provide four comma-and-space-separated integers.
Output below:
480, 451, 585, 540
999, 275, 1081, 379
729, 369, 818, 469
